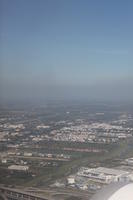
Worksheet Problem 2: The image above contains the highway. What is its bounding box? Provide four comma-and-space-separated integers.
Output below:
0, 185, 93, 200
0, 186, 50, 200
9, 155, 70, 162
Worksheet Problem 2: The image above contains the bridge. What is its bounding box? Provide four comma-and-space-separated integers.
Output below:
0, 186, 49, 200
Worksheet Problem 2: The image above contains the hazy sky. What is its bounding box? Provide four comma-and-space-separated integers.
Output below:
1, 0, 133, 102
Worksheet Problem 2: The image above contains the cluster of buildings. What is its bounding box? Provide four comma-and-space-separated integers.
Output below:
0, 123, 25, 130
77, 167, 132, 184
48, 122, 133, 143
0, 123, 25, 142
0, 149, 71, 174
0, 113, 133, 146
67, 164, 133, 191
0, 150, 70, 162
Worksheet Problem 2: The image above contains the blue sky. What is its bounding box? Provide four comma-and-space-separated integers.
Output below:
1, 0, 133, 101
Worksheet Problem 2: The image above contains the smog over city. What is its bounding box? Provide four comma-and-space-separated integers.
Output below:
0, 0, 133, 200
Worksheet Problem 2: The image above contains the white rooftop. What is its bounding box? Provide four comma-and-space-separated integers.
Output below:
95, 167, 128, 176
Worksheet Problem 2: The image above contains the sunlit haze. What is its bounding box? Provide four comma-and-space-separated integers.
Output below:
1, 0, 133, 103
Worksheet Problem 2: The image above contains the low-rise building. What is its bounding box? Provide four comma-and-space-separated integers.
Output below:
24, 152, 32, 157
67, 176, 75, 184
77, 167, 130, 184
125, 158, 133, 166
8, 165, 29, 171
1, 159, 7, 164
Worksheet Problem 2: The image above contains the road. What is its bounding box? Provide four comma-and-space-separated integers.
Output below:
9, 155, 70, 162
0, 185, 93, 200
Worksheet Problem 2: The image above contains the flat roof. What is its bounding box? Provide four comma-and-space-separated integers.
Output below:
93, 167, 128, 176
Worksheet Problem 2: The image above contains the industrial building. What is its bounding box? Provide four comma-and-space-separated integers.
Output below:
8, 165, 29, 171
77, 167, 131, 184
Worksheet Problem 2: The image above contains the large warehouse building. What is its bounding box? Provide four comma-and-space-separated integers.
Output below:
78, 167, 132, 184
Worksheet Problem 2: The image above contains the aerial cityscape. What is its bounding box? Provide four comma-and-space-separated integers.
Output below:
1, 0, 133, 199
0, 102, 133, 199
